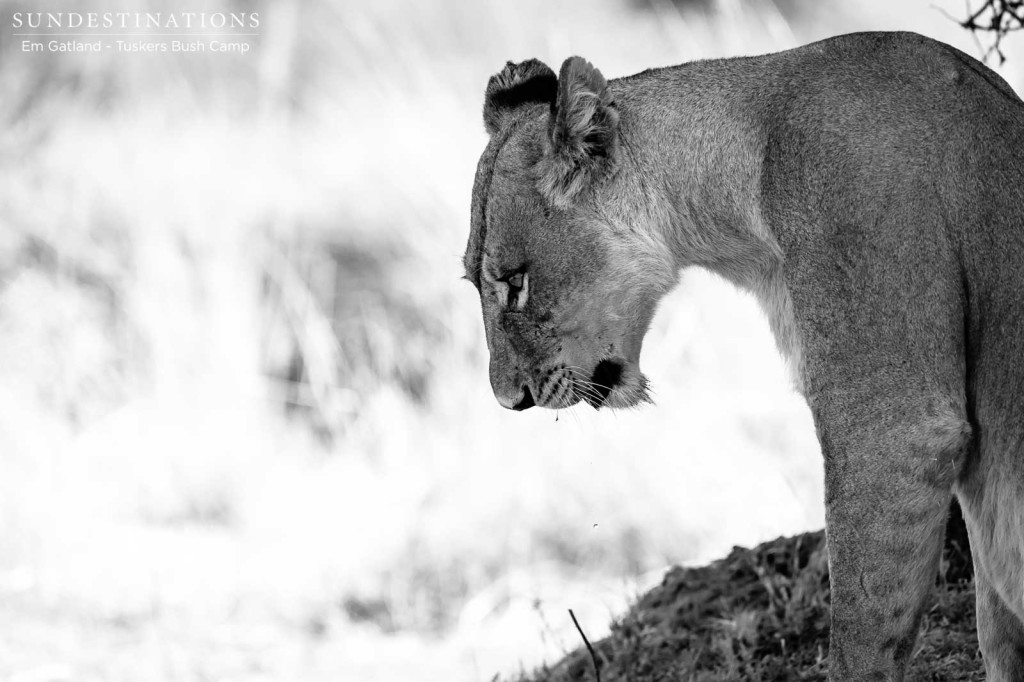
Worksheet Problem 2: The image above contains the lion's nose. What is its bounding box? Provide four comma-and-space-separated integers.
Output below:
496, 384, 535, 411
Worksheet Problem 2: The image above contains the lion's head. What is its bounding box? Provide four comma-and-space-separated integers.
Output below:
463, 57, 677, 410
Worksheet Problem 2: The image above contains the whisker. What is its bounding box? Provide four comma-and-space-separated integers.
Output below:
564, 366, 602, 387
566, 376, 603, 396
566, 379, 604, 405
564, 366, 612, 405
565, 366, 609, 389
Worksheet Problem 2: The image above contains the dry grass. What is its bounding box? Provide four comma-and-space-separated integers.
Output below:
514, 530, 983, 682
0, 1, 1013, 680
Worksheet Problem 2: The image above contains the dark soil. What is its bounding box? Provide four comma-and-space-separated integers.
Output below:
512, 503, 983, 682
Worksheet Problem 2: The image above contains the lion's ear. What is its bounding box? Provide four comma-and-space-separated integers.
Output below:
483, 59, 558, 136
538, 56, 620, 207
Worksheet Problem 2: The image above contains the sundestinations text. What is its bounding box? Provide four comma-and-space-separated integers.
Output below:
12, 12, 260, 30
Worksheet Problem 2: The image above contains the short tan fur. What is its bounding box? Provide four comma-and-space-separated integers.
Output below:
465, 32, 1024, 680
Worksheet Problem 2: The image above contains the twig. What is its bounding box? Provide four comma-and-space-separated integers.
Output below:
568, 608, 601, 682
955, 0, 1024, 63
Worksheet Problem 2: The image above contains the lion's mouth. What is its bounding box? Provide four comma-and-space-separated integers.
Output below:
585, 359, 624, 409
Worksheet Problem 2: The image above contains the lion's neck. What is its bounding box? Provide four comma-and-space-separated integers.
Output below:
613, 69, 779, 285
609, 69, 803, 386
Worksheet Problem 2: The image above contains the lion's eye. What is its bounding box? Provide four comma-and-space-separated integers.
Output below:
498, 269, 528, 310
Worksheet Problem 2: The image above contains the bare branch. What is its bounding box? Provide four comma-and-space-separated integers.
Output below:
569, 609, 601, 682
959, 0, 1024, 63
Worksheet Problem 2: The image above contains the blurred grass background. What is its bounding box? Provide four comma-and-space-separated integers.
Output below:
0, 1, 1016, 680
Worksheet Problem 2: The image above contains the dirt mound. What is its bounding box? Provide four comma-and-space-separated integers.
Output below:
514, 508, 981, 681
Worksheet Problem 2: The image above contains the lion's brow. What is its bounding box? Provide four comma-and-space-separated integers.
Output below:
466, 119, 524, 288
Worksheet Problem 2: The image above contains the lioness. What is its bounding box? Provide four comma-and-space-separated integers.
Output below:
463, 31, 1024, 680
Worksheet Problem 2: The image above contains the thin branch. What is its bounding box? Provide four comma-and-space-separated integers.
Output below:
956, 0, 1024, 63
568, 608, 601, 682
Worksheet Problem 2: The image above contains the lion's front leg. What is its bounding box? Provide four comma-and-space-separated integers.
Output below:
815, 399, 970, 681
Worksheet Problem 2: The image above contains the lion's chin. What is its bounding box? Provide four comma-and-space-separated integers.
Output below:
598, 374, 652, 409
584, 359, 651, 410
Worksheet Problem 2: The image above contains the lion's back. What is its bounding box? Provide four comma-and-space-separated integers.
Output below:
759, 30, 1024, 271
